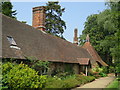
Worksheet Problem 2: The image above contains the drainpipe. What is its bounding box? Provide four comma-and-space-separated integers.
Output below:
86, 66, 88, 76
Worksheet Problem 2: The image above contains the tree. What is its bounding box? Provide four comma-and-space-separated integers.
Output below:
105, 0, 120, 65
79, 9, 118, 65
1, 1, 17, 18
45, 1, 66, 37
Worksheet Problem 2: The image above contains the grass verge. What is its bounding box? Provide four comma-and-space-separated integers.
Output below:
106, 79, 119, 88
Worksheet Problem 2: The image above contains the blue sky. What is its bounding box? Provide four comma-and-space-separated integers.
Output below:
12, 2, 107, 43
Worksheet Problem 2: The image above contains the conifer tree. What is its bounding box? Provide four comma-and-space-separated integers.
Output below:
45, 1, 66, 37
1, 1, 17, 18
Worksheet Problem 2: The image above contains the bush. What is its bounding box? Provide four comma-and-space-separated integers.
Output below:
101, 67, 108, 74
99, 72, 107, 77
91, 66, 108, 78
45, 76, 64, 88
55, 72, 70, 79
109, 66, 115, 73
45, 75, 80, 88
92, 66, 103, 73
2, 62, 47, 88
45, 75, 95, 88
75, 75, 95, 84
63, 78, 80, 88
2, 62, 15, 75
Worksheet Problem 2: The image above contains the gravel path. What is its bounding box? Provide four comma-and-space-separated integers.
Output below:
73, 73, 115, 90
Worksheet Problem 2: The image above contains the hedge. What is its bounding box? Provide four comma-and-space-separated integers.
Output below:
45, 75, 95, 88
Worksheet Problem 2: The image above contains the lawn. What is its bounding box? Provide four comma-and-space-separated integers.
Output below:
106, 79, 119, 89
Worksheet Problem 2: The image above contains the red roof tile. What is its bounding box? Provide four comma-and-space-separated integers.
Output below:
82, 42, 108, 66
77, 58, 90, 65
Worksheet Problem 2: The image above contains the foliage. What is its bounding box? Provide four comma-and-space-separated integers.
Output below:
2, 62, 96, 89
31, 60, 50, 75
75, 75, 95, 84
55, 72, 70, 79
2, 62, 15, 75
101, 66, 109, 74
79, 1, 120, 65
106, 79, 119, 88
99, 72, 107, 77
25, 56, 50, 75
45, 76, 64, 88
2, 62, 47, 88
45, 1, 66, 37
63, 78, 80, 88
0, 1, 17, 18
91, 66, 108, 77
92, 66, 103, 73
45, 75, 95, 88
21, 21, 27, 23
115, 63, 120, 73
53, 64, 74, 79
108, 66, 115, 73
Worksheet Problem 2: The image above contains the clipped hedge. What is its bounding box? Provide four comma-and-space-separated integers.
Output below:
45, 75, 95, 88
2, 62, 47, 88
75, 75, 95, 84
63, 78, 80, 88
45, 77, 64, 88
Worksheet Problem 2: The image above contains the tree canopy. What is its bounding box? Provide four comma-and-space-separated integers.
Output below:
0, 1, 17, 18
45, 1, 66, 37
79, 0, 120, 65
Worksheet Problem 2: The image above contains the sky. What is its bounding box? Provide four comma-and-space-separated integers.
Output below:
11, 1, 107, 43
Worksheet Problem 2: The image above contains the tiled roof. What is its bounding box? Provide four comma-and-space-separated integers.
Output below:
2, 14, 92, 64
77, 58, 90, 65
82, 42, 108, 66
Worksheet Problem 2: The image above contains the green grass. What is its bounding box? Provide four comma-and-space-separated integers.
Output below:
106, 79, 119, 88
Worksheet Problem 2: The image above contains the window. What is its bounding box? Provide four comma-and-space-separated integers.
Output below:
7, 36, 20, 50
7, 36, 17, 46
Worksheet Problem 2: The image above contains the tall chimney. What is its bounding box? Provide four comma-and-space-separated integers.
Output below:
73, 28, 78, 45
32, 6, 46, 31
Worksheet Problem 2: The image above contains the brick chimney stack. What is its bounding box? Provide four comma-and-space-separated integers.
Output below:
32, 6, 46, 31
73, 28, 78, 45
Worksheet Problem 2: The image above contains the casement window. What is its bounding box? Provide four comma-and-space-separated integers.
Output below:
7, 36, 20, 50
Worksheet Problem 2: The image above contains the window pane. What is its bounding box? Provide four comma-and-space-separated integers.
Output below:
7, 36, 17, 45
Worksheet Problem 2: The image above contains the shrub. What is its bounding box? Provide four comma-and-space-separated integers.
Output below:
45, 76, 64, 88
31, 60, 50, 75
45, 75, 80, 88
91, 66, 108, 78
55, 71, 69, 79
99, 72, 107, 77
45, 75, 95, 88
63, 78, 80, 88
109, 66, 115, 73
92, 66, 103, 73
2, 62, 47, 88
75, 75, 95, 84
2, 62, 15, 75
101, 67, 108, 74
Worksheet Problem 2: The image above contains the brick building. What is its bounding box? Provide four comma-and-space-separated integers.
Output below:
1, 6, 108, 76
